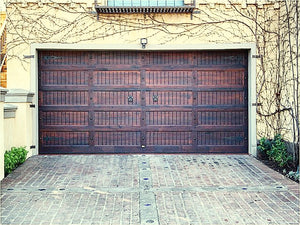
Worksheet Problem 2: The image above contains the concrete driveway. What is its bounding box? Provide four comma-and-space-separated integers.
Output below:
1, 155, 299, 225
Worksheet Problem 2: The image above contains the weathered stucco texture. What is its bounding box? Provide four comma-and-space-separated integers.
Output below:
4, 0, 298, 151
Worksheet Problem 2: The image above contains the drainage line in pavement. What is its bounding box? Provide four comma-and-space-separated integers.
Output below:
139, 155, 159, 225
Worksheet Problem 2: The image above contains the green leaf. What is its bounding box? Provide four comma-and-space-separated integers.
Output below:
4, 146, 28, 176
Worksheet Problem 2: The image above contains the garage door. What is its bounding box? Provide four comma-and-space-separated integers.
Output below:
38, 50, 248, 154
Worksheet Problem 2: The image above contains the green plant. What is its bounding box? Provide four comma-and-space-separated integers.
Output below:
258, 134, 292, 168
257, 137, 272, 159
266, 134, 292, 167
286, 166, 299, 182
4, 146, 28, 176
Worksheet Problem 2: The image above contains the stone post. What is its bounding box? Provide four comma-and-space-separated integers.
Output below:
5, 89, 35, 157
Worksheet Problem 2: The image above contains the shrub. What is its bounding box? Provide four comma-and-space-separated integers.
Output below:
4, 146, 28, 176
267, 134, 292, 167
258, 134, 292, 168
257, 137, 272, 159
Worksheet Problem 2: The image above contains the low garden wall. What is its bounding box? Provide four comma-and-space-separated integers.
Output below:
0, 88, 34, 180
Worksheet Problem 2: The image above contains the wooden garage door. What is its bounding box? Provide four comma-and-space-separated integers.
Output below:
38, 50, 248, 154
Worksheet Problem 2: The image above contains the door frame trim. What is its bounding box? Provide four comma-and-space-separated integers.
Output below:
31, 43, 257, 156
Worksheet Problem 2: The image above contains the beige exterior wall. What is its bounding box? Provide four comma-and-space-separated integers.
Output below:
5, 0, 279, 89
3, 117, 16, 151
278, 1, 299, 146
0, 89, 34, 180
0, 88, 7, 180
3, 104, 33, 156
0, 101, 4, 180
3, 0, 285, 158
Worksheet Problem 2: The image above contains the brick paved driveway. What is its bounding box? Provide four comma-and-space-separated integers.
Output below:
1, 155, 299, 225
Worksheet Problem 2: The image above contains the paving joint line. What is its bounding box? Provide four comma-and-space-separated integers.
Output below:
138, 155, 159, 225
1, 184, 289, 194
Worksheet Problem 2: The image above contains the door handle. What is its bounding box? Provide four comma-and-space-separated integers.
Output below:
152, 95, 158, 102
128, 95, 134, 103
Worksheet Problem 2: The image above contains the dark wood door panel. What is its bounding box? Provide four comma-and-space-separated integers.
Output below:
197, 131, 245, 145
197, 111, 246, 126
39, 50, 248, 154
39, 51, 89, 66
146, 111, 193, 126
40, 111, 89, 126
40, 91, 89, 106
197, 69, 245, 87
39, 146, 91, 154
145, 91, 193, 106
93, 91, 141, 106
40, 131, 89, 145
146, 131, 193, 146
145, 70, 193, 87
143, 51, 193, 65
95, 51, 140, 65
194, 50, 247, 66
94, 111, 141, 127
93, 71, 141, 87
94, 131, 141, 146
197, 91, 245, 106
40, 71, 89, 87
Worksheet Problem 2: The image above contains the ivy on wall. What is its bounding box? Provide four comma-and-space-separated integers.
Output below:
4, 1, 299, 159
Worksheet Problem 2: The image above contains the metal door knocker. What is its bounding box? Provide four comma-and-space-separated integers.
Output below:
152, 95, 158, 103
128, 95, 134, 103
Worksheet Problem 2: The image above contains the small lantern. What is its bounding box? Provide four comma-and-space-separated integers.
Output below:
140, 38, 148, 49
